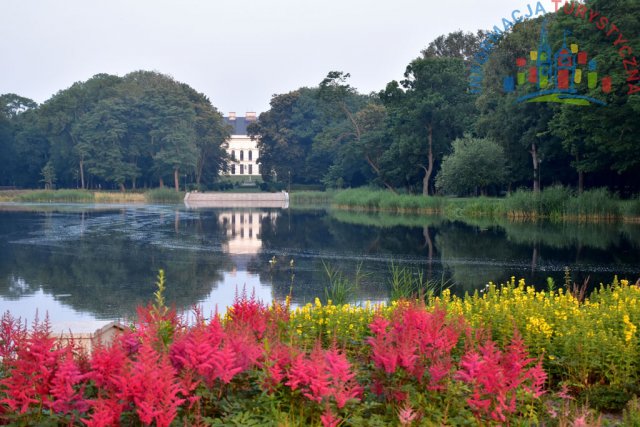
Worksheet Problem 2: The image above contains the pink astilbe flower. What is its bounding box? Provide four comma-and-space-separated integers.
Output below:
226, 289, 268, 339
82, 397, 122, 427
0, 311, 27, 362
367, 303, 465, 391
455, 330, 547, 423
320, 407, 341, 427
287, 345, 362, 409
226, 328, 263, 371
261, 342, 296, 391
47, 346, 89, 415
398, 402, 419, 426
0, 313, 60, 414
125, 340, 185, 427
170, 317, 242, 385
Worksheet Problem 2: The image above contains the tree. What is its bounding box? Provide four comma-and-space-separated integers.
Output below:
41, 160, 56, 189
422, 30, 486, 63
249, 88, 329, 185
38, 74, 122, 189
180, 84, 229, 189
382, 56, 476, 195
435, 135, 507, 196
317, 72, 395, 190
0, 94, 37, 118
475, 17, 561, 193
0, 94, 39, 187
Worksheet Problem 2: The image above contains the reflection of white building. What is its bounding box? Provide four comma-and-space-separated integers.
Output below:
224, 112, 261, 178
219, 210, 278, 255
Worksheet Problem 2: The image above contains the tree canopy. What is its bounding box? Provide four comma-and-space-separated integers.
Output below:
2, 0, 639, 195
0, 71, 228, 190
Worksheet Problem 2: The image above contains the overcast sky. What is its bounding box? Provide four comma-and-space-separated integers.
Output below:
0, 0, 551, 114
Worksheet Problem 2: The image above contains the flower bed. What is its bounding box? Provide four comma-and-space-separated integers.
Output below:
1, 275, 639, 426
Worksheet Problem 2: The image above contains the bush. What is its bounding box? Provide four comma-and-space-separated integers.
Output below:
435, 136, 507, 196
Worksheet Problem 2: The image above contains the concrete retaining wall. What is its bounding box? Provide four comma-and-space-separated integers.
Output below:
184, 191, 289, 208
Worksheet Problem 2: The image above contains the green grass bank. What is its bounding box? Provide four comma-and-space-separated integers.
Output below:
293, 187, 640, 222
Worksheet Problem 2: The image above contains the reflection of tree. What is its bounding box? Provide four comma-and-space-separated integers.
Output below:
435, 222, 515, 292
435, 218, 640, 292
249, 211, 433, 303
0, 208, 230, 319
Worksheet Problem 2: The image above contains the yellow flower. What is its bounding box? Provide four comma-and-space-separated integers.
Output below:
623, 314, 637, 343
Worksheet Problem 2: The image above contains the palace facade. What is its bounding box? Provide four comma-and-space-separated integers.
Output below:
223, 112, 261, 178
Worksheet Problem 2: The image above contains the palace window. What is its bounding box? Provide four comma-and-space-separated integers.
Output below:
240, 164, 244, 175
240, 150, 244, 161
248, 164, 252, 175
231, 150, 236, 160
231, 164, 236, 174
248, 150, 252, 161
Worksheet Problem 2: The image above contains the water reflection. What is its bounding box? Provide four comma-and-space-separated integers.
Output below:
0, 204, 639, 332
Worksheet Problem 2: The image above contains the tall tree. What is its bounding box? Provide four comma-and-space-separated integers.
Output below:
475, 17, 561, 193
180, 84, 229, 189
317, 72, 394, 190
249, 88, 328, 185
382, 56, 476, 195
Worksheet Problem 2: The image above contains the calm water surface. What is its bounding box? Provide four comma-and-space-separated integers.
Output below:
1, 203, 639, 332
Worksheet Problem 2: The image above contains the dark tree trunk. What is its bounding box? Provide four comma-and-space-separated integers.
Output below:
365, 154, 396, 194
421, 123, 434, 197
79, 159, 85, 190
174, 169, 180, 192
530, 142, 540, 193
423, 225, 433, 281
575, 152, 584, 194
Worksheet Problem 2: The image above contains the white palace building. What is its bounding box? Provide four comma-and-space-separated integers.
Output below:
223, 112, 261, 179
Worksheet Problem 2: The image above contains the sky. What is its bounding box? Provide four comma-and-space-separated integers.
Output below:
0, 0, 553, 114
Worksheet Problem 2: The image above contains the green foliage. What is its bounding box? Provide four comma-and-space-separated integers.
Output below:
435, 135, 507, 196
145, 188, 184, 204
505, 186, 621, 220
623, 396, 640, 427
321, 261, 366, 305
332, 188, 445, 212
1, 71, 228, 191
623, 196, 640, 218
289, 190, 333, 205
153, 269, 167, 315
388, 262, 445, 301
15, 189, 95, 203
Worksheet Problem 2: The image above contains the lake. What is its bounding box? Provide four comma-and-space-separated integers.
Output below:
1, 203, 639, 332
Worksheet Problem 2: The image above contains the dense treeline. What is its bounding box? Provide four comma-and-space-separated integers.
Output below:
1, 1, 638, 196
0, 71, 229, 191
250, 0, 640, 196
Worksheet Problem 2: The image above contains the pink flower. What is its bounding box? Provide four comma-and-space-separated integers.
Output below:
398, 403, 418, 425
320, 407, 341, 427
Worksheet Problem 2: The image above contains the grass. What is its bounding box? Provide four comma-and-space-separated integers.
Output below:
388, 262, 448, 301
145, 188, 184, 204
14, 189, 95, 203
332, 188, 445, 213
289, 190, 334, 205
94, 191, 146, 203
320, 186, 640, 222
321, 261, 369, 305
